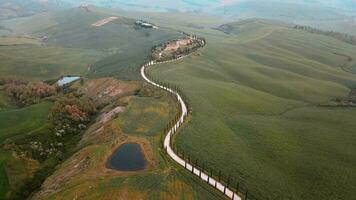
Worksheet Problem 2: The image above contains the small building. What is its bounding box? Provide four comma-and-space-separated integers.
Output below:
165, 42, 180, 51
57, 76, 81, 87
135, 20, 158, 29
177, 38, 193, 46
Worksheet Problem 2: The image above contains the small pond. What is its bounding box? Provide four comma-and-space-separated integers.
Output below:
107, 143, 146, 171
57, 76, 81, 87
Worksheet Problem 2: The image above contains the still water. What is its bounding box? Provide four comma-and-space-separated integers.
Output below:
107, 143, 146, 171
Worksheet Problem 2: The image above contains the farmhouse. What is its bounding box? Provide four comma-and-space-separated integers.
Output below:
135, 20, 158, 29
163, 38, 193, 51
165, 42, 180, 51
177, 38, 193, 46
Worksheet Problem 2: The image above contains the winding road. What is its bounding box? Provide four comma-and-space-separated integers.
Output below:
140, 42, 242, 200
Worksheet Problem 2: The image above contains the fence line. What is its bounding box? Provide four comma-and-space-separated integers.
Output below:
140, 38, 245, 200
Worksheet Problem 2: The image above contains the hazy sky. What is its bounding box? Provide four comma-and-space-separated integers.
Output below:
41, 0, 356, 13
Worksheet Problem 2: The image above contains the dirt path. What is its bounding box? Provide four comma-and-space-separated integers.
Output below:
92, 17, 119, 27
140, 39, 242, 200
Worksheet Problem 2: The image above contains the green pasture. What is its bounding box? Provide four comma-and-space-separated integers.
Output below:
0, 45, 102, 81
0, 101, 52, 199
0, 8, 181, 81
150, 20, 356, 200
0, 101, 52, 143
114, 95, 177, 136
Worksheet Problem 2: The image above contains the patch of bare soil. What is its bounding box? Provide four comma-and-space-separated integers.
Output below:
99, 106, 125, 124
72, 77, 139, 106
91, 17, 119, 27
32, 148, 91, 200
79, 105, 125, 146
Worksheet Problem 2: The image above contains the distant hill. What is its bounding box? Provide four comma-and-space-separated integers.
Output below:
0, 6, 181, 80
2, 0, 354, 33
56, 0, 356, 16
0, 0, 70, 20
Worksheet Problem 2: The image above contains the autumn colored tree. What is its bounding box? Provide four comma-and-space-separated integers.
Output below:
4, 81, 56, 107
49, 96, 96, 135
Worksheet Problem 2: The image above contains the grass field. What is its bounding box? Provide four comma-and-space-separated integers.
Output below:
0, 150, 11, 199
0, 91, 13, 110
0, 7, 181, 81
0, 101, 52, 199
0, 101, 52, 143
114, 95, 177, 136
0, 45, 103, 80
0, 36, 40, 45
150, 19, 356, 200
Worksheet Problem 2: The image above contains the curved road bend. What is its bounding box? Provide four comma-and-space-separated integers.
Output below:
140, 54, 242, 200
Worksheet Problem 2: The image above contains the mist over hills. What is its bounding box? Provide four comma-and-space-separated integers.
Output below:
56, 0, 356, 15
1, 0, 355, 23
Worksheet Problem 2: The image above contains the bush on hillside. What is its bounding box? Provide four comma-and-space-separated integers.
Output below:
294, 25, 356, 45
4, 81, 56, 107
49, 96, 96, 136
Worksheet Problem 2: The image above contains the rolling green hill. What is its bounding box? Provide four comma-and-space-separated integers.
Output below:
0, 7, 222, 200
0, 7, 181, 81
2, 4, 356, 199
0, 45, 102, 81
150, 19, 356, 200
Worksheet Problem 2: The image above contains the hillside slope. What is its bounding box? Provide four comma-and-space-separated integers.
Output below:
150, 19, 356, 200
0, 6, 181, 80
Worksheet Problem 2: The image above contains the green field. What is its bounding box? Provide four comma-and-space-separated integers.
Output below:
0, 45, 102, 80
0, 150, 11, 199
0, 101, 53, 199
150, 19, 356, 200
0, 101, 52, 143
114, 95, 177, 136
0, 7, 180, 81
0, 36, 40, 45
0, 91, 12, 110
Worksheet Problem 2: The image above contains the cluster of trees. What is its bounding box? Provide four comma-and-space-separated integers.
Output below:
213, 24, 233, 34
320, 89, 356, 107
335, 89, 356, 106
152, 38, 205, 62
49, 96, 97, 136
294, 25, 356, 45
171, 39, 204, 59
1, 79, 97, 199
3, 81, 56, 107
11, 97, 96, 200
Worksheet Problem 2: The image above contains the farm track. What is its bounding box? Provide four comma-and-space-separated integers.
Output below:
140, 40, 242, 200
